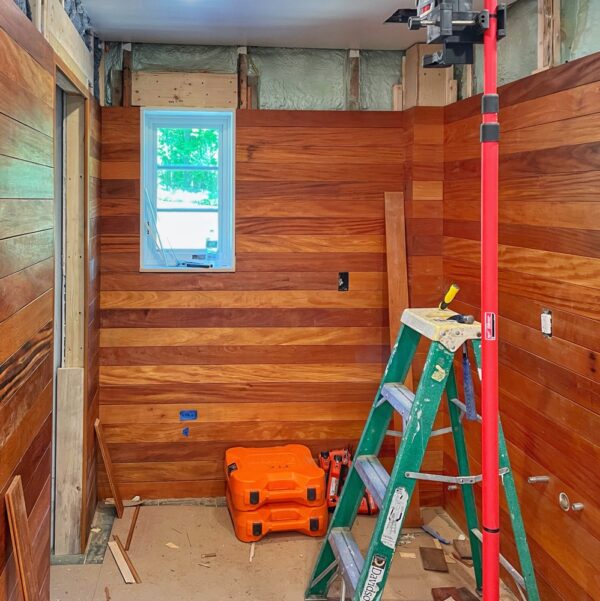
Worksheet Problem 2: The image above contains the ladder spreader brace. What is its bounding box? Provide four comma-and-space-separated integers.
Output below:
304, 308, 540, 601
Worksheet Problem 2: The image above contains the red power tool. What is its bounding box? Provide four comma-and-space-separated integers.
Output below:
319, 449, 378, 515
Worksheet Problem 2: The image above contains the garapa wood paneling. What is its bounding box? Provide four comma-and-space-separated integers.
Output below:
0, 1, 54, 598
98, 108, 446, 505
443, 52, 600, 601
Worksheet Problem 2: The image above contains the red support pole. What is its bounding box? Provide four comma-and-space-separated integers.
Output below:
481, 1, 500, 600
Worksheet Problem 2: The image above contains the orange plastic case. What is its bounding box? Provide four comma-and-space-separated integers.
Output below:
226, 490, 328, 542
225, 445, 326, 510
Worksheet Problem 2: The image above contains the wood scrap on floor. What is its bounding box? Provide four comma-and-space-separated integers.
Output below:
95, 419, 124, 518
5, 476, 39, 601
453, 537, 472, 559
125, 505, 141, 551
419, 546, 449, 572
431, 587, 462, 601
456, 587, 480, 601
106, 496, 142, 508
109, 535, 142, 583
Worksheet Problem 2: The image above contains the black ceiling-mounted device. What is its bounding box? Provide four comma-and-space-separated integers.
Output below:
386, 1, 506, 67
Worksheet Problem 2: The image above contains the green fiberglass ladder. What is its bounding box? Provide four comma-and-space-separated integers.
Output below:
305, 307, 540, 601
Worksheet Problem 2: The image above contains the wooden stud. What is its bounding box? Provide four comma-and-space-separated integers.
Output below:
110, 69, 123, 107
122, 49, 132, 108
348, 50, 360, 111
537, 0, 553, 71
392, 84, 403, 111
463, 64, 473, 99
6, 476, 40, 601
238, 49, 248, 110
95, 418, 124, 518
552, 0, 561, 66
124, 505, 141, 551
64, 95, 86, 369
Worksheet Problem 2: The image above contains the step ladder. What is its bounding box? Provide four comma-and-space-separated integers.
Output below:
305, 307, 540, 601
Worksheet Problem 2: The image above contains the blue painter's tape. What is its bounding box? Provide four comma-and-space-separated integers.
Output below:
180, 409, 198, 421
182, 427, 190, 437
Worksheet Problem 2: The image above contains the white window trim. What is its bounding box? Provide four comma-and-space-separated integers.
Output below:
139, 107, 236, 273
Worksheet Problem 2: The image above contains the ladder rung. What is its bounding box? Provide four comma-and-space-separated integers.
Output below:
354, 455, 390, 508
380, 383, 414, 420
329, 528, 364, 597
404, 467, 509, 484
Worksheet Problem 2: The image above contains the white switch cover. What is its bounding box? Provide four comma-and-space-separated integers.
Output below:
541, 310, 552, 337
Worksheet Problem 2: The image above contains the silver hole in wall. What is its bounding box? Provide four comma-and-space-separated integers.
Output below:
559, 492, 570, 511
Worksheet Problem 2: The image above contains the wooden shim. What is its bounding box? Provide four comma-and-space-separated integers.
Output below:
54, 367, 84, 555
125, 505, 141, 551
132, 72, 238, 108
95, 419, 124, 518
419, 547, 449, 572
108, 536, 140, 584
6, 476, 39, 601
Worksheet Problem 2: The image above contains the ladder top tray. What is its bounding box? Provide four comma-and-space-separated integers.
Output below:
401, 308, 481, 351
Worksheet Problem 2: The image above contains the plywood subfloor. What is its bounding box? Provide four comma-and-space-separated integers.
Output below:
51, 506, 517, 601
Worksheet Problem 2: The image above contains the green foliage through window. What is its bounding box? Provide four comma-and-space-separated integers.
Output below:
156, 127, 219, 208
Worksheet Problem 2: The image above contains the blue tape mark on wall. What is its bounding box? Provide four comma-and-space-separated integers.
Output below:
182, 427, 190, 437
180, 410, 198, 421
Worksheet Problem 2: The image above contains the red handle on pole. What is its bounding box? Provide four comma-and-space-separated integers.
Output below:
481, 1, 500, 599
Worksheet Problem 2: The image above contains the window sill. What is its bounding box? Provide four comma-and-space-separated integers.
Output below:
140, 263, 236, 273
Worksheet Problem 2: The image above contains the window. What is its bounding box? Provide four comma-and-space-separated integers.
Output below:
141, 109, 235, 271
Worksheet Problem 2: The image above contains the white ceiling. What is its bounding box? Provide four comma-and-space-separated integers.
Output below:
84, 0, 425, 49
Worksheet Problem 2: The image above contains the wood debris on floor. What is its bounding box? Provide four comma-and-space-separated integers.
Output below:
51, 505, 518, 601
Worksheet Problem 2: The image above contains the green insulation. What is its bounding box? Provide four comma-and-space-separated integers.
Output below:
360, 50, 403, 111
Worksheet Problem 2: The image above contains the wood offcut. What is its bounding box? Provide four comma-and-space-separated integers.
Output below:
6, 476, 39, 601
95, 419, 124, 518
419, 546, 449, 573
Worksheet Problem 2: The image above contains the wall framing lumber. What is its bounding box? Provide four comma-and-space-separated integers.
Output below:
53, 368, 85, 555
64, 94, 86, 368
44, 0, 93, 90
131, 71, 238, 108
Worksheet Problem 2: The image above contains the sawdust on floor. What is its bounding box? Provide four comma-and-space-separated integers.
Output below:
50, 505, 518, 601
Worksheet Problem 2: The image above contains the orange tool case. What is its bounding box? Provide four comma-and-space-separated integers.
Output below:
226, 490, 328, 542
225, 445, 326, 511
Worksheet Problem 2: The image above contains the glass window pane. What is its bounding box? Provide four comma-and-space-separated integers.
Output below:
157, 127, 219, 167
157, 211, 218, 251
157, 169, 218, 210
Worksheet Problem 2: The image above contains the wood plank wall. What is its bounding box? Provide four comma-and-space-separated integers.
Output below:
97, 108, 450, 501
82, 100, 101, 548
0, 2, 55, 599
443, 52, 600, 600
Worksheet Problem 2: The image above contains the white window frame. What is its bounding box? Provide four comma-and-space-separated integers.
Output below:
140, 108, 235, 272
